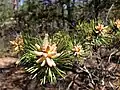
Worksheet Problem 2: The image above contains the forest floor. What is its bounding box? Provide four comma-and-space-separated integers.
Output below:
0, 56, 120, 90
0, 57, 58, 90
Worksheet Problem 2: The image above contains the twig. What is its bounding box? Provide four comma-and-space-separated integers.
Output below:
77, 66, 95, 85
108, 50, 118, 63
66, 81, 73, 90
66, 74, 79, 90
109, 81, 114, 90
83, 66, 95, 85
106, 3, 114, 21
101, 78, 105, 86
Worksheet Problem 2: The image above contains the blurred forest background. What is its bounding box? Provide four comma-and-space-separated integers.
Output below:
0, 0, 120, 57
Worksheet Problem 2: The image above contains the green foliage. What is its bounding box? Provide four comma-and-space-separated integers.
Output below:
52, 31, 73, 52
19, 33, 77, 84
75, 19, 115, 46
